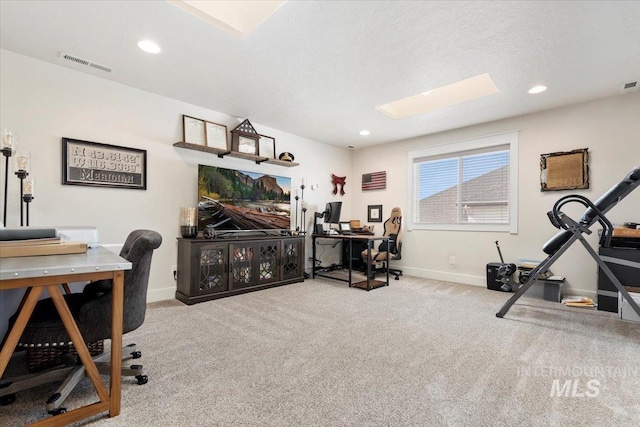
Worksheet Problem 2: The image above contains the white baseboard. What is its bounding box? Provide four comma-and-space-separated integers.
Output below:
400, 266, 597, 299
147, 286, 176, 303
401, 266, 486, 287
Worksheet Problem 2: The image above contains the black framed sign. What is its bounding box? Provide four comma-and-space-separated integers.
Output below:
368, 204, 383, 222
62, 138, 147, 190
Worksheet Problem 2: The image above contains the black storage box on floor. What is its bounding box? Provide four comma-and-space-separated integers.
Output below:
486, 263, 504, 291
597, 246, 640, 313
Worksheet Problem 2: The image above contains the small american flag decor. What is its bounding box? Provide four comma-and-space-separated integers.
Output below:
362, 171, 386, 191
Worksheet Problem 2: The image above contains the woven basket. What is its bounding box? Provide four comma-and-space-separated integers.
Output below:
26, 340, 104, 372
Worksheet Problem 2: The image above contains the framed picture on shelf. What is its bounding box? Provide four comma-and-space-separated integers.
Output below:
183, 115, 206, 146
205, 121, 228, 150
368, 204, 382, 222
259, 135, 276, 159
237, 136, 257, 155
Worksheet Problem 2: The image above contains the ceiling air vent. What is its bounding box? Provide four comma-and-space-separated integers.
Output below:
60, 52, 113, 73
619, 80, 638, 94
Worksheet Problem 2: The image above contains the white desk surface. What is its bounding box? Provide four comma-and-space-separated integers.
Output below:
0, 246, 131, 281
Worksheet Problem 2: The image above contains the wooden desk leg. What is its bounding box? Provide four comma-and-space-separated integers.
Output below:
110, 270, 124, 417
48, 285, 109, 403
0, 287, 43, 376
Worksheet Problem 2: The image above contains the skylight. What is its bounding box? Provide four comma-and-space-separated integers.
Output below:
167, 0, 286, 39
376, 73, 500, 120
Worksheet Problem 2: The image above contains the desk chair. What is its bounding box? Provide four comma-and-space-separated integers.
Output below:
0, 230, 162, 414
361, 207, 403, 280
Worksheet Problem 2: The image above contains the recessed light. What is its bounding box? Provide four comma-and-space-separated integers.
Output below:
528, 85, 547, 94
359, 130, 370, 136
137, 40, 161, 54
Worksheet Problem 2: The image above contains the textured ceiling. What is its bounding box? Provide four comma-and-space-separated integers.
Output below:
1, 1, 639, 148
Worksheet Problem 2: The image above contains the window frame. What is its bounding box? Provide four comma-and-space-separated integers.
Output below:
407, 131, 519, 233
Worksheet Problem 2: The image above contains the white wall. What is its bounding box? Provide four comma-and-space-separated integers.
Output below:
351, 93, 640, 296
2, 46, 639, 335
0, 49, 352, 338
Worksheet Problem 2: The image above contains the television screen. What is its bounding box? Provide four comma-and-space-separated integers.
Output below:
198, 165, 291, 231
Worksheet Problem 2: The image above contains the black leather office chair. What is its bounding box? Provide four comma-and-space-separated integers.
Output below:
361, 207, 403, 280
0, 230, 162, 414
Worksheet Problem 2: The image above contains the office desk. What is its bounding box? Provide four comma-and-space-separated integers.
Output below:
0, 247, 131, 426
311, 234, 389, 290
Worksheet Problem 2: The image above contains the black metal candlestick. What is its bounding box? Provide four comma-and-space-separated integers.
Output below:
294, 195, 300, 231
300, 184, 306, 234
16, 170, 27, 226
1, 147, 12, 226
301, 205, 307, 234
23, 194, 33, 226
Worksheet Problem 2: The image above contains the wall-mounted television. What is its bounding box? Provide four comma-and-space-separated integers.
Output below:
198, 165, 291, 231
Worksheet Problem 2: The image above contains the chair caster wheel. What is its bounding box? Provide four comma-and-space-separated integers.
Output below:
131, 351, 142, 359
394, 276, 400, 280
496, 313, 504, 318
48, 407, 67, 415
0, 393, 16, 405
136, 374, 148, 385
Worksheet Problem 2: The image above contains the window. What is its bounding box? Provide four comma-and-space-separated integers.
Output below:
407, 131, 518, 233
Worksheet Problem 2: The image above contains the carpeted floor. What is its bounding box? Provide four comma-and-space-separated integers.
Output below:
1, 276, 639, 426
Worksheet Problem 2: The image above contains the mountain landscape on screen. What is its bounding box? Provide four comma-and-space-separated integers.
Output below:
198, 165, 291, 231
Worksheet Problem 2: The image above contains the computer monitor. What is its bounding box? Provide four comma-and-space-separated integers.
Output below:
324, 201, 342, 224
314, 201, 342, 234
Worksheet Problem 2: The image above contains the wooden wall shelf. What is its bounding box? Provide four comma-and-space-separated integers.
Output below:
173, 142, 299, 167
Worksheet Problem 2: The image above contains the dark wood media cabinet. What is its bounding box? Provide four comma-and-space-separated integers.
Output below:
176, 235, 305, 305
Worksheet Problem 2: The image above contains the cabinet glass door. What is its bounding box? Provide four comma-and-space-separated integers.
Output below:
282, 239, 303, 280
230, 242, 255, 289
258, 240, 281, 285
198, 245, 228, 294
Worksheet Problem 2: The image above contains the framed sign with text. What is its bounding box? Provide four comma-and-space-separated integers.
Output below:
62, 138, 147, 190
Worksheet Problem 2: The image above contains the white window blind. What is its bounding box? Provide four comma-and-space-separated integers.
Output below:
407, 132, 518, 233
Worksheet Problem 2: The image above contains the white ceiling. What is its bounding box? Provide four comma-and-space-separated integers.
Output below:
1, 1, 639, 149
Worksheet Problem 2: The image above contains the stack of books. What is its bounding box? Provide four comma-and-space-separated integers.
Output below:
0, 228, 87, 258
561, 296, 596, 308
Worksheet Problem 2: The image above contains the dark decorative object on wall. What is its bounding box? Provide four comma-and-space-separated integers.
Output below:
62, 138, 147, 190
230, 119, 260, 155
331, 174, 346, 196
368, 204, 383, 222
540, 148, 589, 191
362, 171, 386, 191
